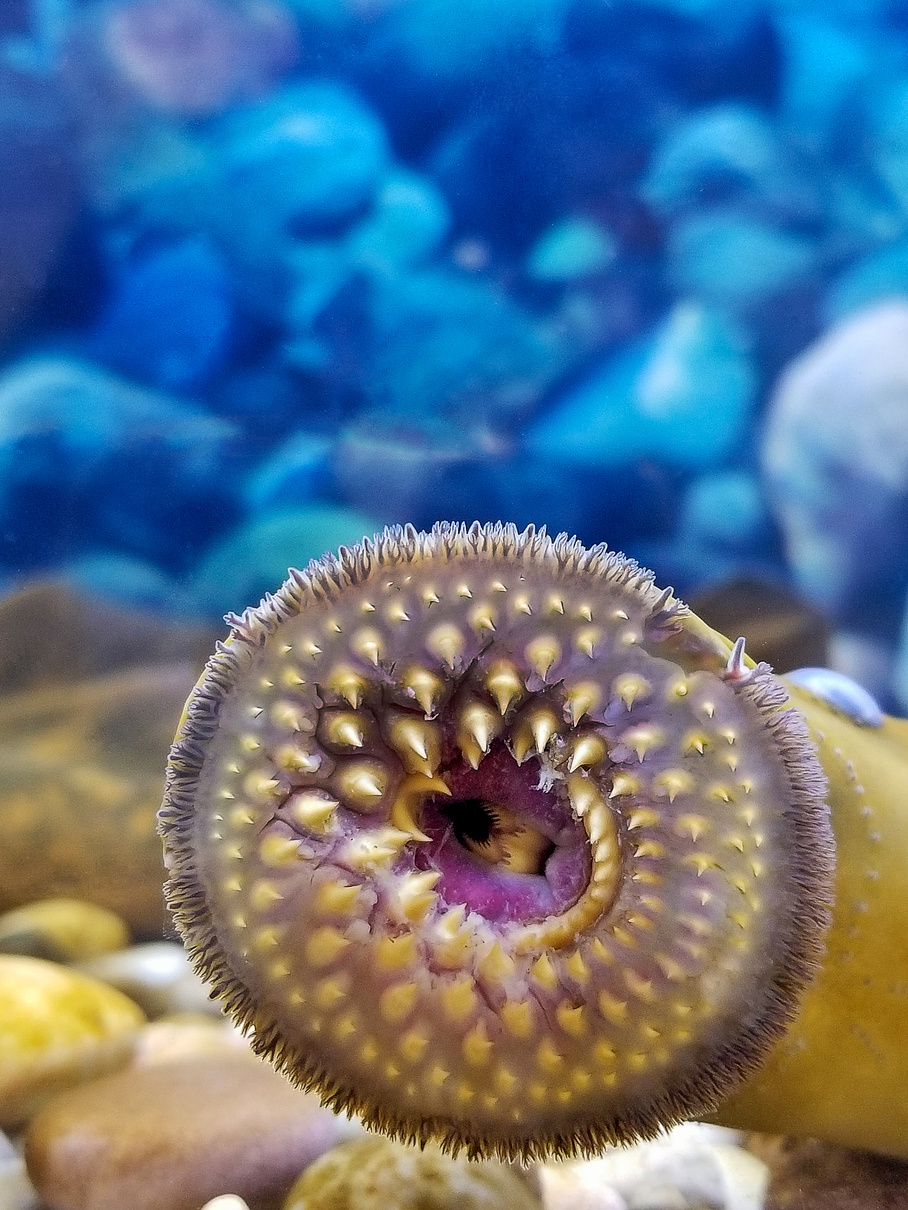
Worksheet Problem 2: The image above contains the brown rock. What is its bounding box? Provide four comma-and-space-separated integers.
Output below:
746, 1134, 908, 1210
0, 663, 199, 934
25, 1055, 356, 1210
0, 899, 130, 964
689, 576, 829, 673
0, 956, 145, 1129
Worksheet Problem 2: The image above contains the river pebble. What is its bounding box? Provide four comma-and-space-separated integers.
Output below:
0, 956, 144, 1129
0, 901, 129, 965
25, 1054, 357, 1210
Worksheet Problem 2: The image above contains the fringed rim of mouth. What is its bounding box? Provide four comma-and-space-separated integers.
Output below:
158, 522, 834, 1163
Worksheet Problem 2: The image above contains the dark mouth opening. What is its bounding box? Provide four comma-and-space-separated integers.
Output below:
415, 742, 591, 925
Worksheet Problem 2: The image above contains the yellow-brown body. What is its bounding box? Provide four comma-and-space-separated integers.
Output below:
714, 688, 908, 1159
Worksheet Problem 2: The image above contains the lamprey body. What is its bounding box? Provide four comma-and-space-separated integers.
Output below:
160, 523, 854, 1161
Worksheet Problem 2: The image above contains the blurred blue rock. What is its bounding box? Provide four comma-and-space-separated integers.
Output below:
825, 236, 908, 321
364, 269, 568, 426
641, 103, 799, 216
0, 357, 236, 572
526, 215, 617, 282
0, 64, 77, 349
57, 552, 187, 615
214, 82, 389, 233
526, 300, 756, 470
678, 469, 772, 553
244, 430, 337, 513
91, 238, 236, 392
346, 169, 450, 275
866, 75, 908, 218
668, 209, 815, 311
762, 300, 908, 637
189, 506, 383, 616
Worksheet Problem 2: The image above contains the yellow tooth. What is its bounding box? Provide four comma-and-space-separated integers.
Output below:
501, 1000, 533, 1038
608, 772, 639, 799
289, 788, 338, 837
315, 978, 346, 1009
564, 951, 588, 984
386, 601, 410, 624
563, 681, 601, 725
441, 976, 477, 1021
495, 1066, 518, 1096
484, 660, 525, 715
612, 672, 652, 710
338, 762, 387, 809
271, 700, 308, 731
567, 773, 606, 818
334, 1012, 359, 1041
710, 784, 734, 803
530, 953, 559, 990
456, 583, 473, 598
598, 992, 628, 1025
457, 701, 502, 768
351, 627, 383, 665
531, 706, 561, 753
390, 772, 447, 841
315, 881, 361, 915
468, 604, 496, 634
627, 806, 659, 829
513, 594, 532, 615
556, 1002, 586, 1037
250, 880, 283, 911
575, 627, 602, 658
479, 942, 515, 984
525, 635, 561, 680
434, 906, 472, 965
274, 743, 321, 774
623, 725, 663, 761
426, 1064, 449, 1089
537, 1039, 563, 1072
490, 579, 508, 593
376, 933, 418, 972
401, 665, 445, 717
567, 734, 607, 772
380, 982, 417, 1023
387, 716, 440, 774
360, 1039, 379, 1064
327, 665, 368, 708
400, 1028, 430, 1062
325, 712, 365, 749
302, 638, 322, 658
305, 926, 350, 968
244, 773, 279, 800
360, 600, 376, 613
655, 953, 688, 982
427, 623, 464, 670
654, 769, 694, 802
463, 1022, 493, 1065
545, 594, 565, 615
576, 603, 593, 621
345, 826, 410, 869
587, 802, 616, 845
395, 870, 441, 922
634, 839, 665, 859
421, 586, 440, 606
259, 835, 302, 867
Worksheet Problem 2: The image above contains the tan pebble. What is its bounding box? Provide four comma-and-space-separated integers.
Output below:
0, 955, 145, 1129
0, 899, 130, 964
282, 1136, 542, 1210
78, 943, 220, 1019
132, 1017, 253, 1068
200, 1197, 250, 1210
25, 1055, 358, 1210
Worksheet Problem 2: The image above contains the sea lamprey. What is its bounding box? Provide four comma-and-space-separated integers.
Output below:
160, 523, 840, 1161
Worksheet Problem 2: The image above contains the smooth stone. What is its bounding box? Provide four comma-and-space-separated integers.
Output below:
0, 662, 199, 936
0, 1127, 39, 1210
0, 956, 145, 1129
189, 507, 383, 617
526, 215, 616, 282
202, 1199, 250, 1210
689, 576, 830, 674
668, 210, 815, 312
26, 1055, 358, 1210
786, 667, 884, 728
57, 554, 187, 617
0, 900, 129, 964
346, 169, 450, 274
78, 944, 220, 1020
640, 102, 794, 216
825, 236, 908, 323
537, 1162, 627, 1210
282, 1136, 542, 1210
761, 300, 908, 631
132, 1017, 251, 1068
243, 432, 336, 514
678, 470, 771, 554
91, 238, 236, 392
526, 301, 755, 470
746, 1133, 908, 1210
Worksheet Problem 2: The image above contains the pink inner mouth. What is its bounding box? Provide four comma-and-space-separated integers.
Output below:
415, 744, 591, 925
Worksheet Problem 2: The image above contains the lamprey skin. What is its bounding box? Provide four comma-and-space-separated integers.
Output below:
159, 523, 832, 1162
712, 685, 908, 1160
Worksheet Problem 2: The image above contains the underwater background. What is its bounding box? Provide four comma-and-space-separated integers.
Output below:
3, 0, 908, 715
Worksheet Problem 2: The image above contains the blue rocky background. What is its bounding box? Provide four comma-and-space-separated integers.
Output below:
2, 0, 908, 707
